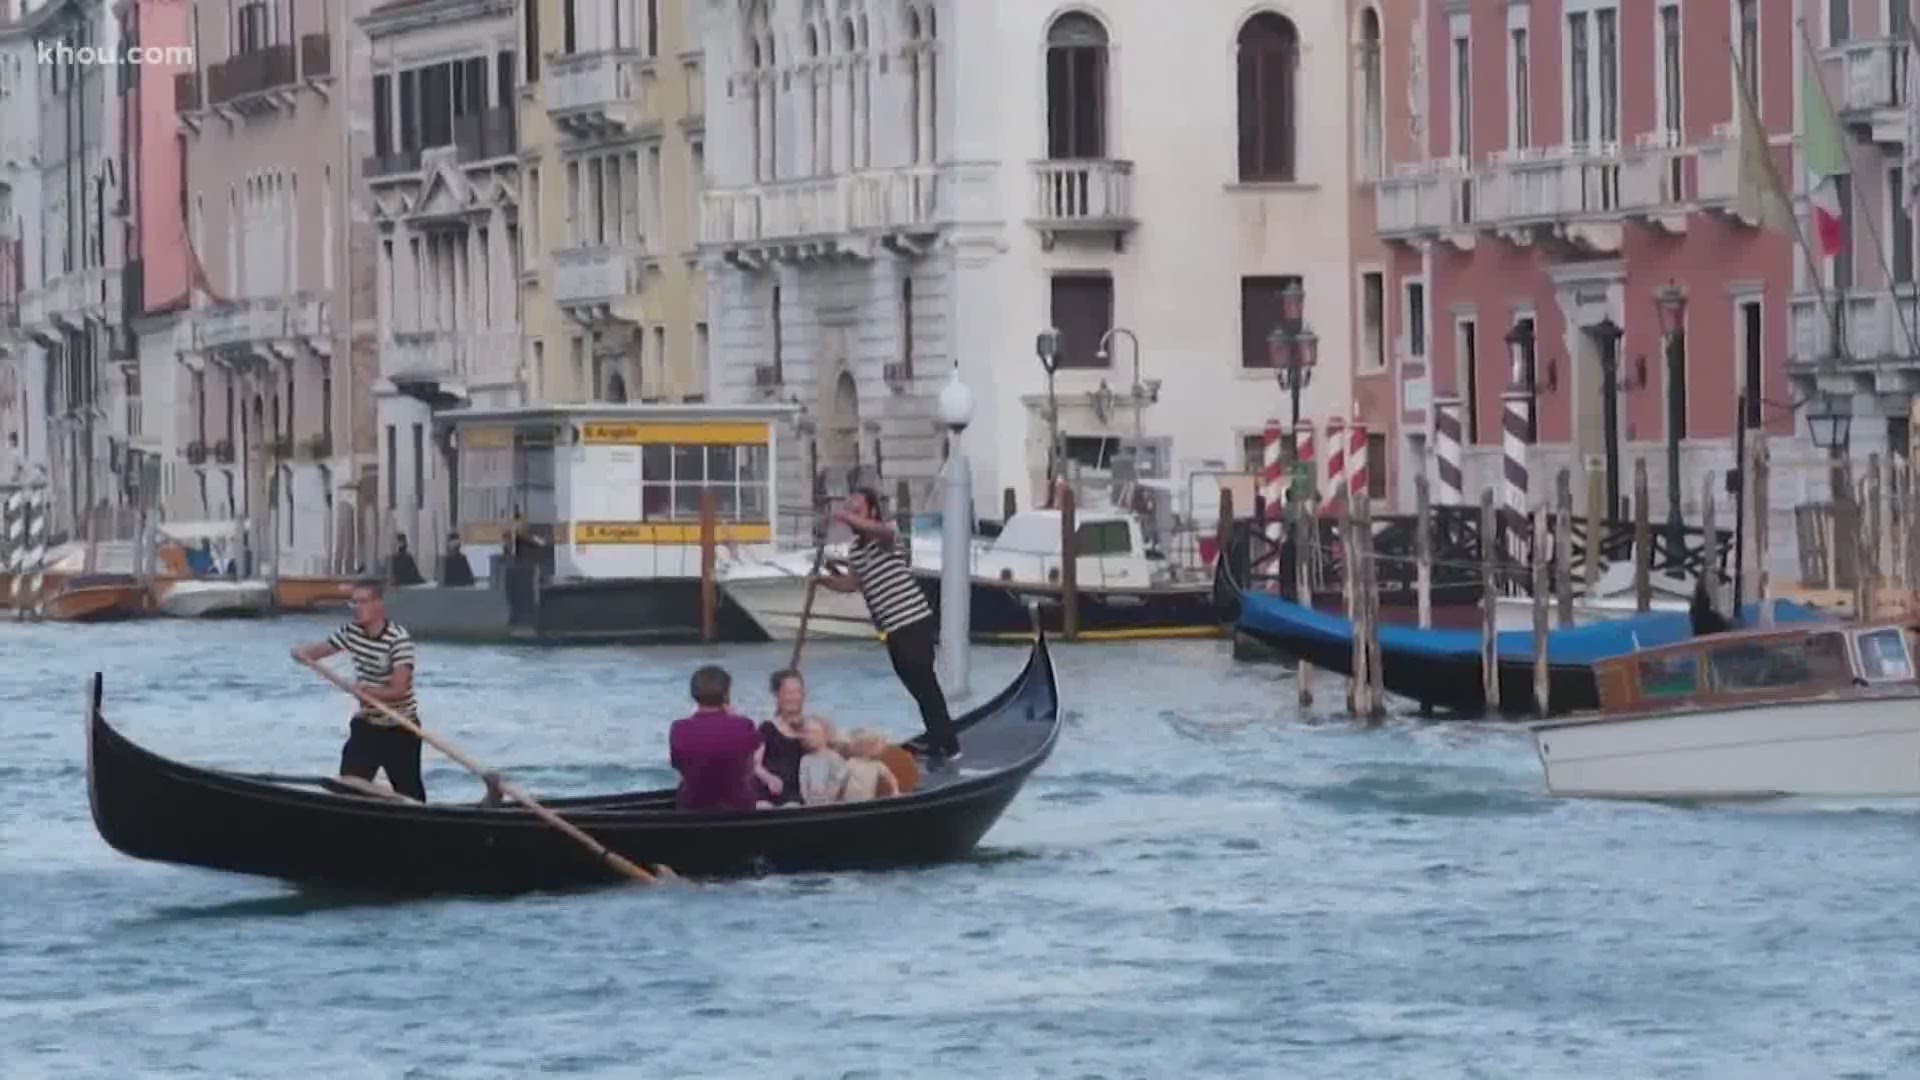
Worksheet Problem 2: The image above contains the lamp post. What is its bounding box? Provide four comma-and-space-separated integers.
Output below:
1094, 327, 1157, 439
1655, 284, 1688, 562
1035, 328, 1062, 493
1591, 316, 1625, 518
1807, 391, 1854, 454
1266, 281, 1318, 429
937, 364, 975, 701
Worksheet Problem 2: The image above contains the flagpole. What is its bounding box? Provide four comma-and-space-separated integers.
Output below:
1728, 39, 1841, 367
1794, 16, 1920, 365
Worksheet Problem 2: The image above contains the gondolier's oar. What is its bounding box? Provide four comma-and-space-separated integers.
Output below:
299, 658, 671, 886
789, 501, 835, 669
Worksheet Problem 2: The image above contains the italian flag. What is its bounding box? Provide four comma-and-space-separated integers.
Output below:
1802, 49, 1849, 258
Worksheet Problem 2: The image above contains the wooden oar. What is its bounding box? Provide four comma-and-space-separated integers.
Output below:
299, 658, 670, 885
788, 529, 832, 670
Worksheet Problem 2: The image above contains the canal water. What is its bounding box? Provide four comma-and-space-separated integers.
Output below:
3, 616, 1918, 1078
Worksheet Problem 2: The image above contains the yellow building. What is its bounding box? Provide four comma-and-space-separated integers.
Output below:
516, 0, 708, 404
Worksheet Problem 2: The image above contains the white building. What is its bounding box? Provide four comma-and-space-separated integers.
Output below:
0, 9, 45, 484
363, 0, 522, 556
698, 0, 1371, 521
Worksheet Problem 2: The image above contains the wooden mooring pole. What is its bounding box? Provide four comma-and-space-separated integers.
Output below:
1633, 459, 1652, 613
1059, 483, 1079, 642
1294, 497, 1315, 710
699, 489, 718, 643
1533, 504, 1551, 718
1701, 473, 1722, 613
1584, 459, 1604, 593
1480, 490, 1500, 717
1342, 492, 1359, 716
1354, 492, 1382, 722
1414, 472, 1433, 630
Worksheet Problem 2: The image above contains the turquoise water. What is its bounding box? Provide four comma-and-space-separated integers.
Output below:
3, 617, 1919, 1078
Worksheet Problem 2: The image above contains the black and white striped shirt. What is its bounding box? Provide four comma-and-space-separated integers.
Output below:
328, 620, 418, 724
846, 535, 931, 634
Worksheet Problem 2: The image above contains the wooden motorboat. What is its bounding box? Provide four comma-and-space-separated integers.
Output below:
273, 576, 356, 612
153, 578, 274, 618
1531, 621, 1920, 799
85, 632, 1061, 893
41, 576, 151, 622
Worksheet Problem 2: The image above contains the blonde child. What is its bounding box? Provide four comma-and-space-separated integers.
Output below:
796, 717, 849, 805
840, 729, 902, 803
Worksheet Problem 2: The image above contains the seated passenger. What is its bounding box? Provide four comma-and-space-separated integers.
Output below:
753, 668, 809, 805
797, 717, 848, 805
840, 729, 902, 803
668, 665, 761, 812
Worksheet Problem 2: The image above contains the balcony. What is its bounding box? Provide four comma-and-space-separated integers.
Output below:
386, 330, 468, 381
1375, 160, 1479, 248
1618, 131, 1693, 233
299, 33, 332, 80
364, 149, 424, 181
1479, 144, 1623, 253
174, 71, 201, 112
205, 44, 296, 113
548, 50, 648, 137
19, 267, 117, 334
700, 166, 943, 266
1028, 159, 1137, 251
1832, 39, 1908, 140
194, 295, 330, 363
553, 245, 645, 321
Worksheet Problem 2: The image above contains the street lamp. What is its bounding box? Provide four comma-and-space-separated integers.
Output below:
1094, 327, 1156, 438
1590, 315, 1626, 518
1807, 392, 1853, 452
1653, 283, 1689, 564
1035, 328, 1062, 492
1266, 281, 1318, 427
937, 363, 975, 700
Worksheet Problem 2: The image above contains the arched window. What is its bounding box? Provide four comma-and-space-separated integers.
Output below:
746, 0, 774, 182
1360, 9, 1383, 179
1045, 12, 1107, 160
805, 22, 823, 175
1237, 12, 1298, 182
841, 17, 861, 169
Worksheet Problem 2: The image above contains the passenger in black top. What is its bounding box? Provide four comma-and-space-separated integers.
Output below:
813, 488, 962, 767
753, 668, 809, 805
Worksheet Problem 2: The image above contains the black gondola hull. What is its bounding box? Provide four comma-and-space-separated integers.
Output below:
914, 571, 1222, 642
86, 637, 1060, 894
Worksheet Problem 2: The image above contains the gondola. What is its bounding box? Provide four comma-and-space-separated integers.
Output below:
1217, 555, 1829, 717
85, 633, 1061, 894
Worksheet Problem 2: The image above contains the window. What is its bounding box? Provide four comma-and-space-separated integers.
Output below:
385, 424, 397, 509
1240, 275, 1300, 369
399, 70, 418, 153
1406, 280, 1427, 358
1366, 435, 1387, 499
1658, 5, 1682, 137
1857, 627, 1915, 681
641, 442, 772, 523
1063, 435, 1122, 469
1737, 0, 1759, 107
373, 74, 392, 157
771, 285, 784, 381
1894, 165, 1914, 284
236, 0, 270, 53
1361, 271, 1385, 372
497, 50, 514, 106
1597, 9, 1618, 145
1637, 653, 1700, 697
1709, 635, 1849, 691
570, 336, 586, 401
1050, 274, 1114, 369
563, 0, 577, 54
1076, 520, 1131, 557
1568, 13, 1590, 144
1238, 13, 1298, 181
1829, 0, 1850, 44
1510, 27, 1531, 148
1738, 298, 1763, 428
647, 0, 659, 57
412, 423, 425, 510
1512, 316, 1538, 440
1835, 173, 1856, 291
1359, 10, 1382, 179
900, 276, 915, 378
525, 0, 540, 82
1046, 13, 1108, 160
526, 166, 541, 257
1452, 30, 1470, 157
1459, 318, 1480, 442
690, 139, 705, 240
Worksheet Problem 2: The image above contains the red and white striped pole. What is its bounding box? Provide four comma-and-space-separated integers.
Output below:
1261, 419, 1286, 580
1322, 418, 1346, 515
1348, 419, 1370, 504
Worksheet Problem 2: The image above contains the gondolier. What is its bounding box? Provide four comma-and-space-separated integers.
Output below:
814, 487, 963, 767
290, 580, 427, 800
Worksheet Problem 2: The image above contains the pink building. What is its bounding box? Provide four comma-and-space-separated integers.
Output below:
1368, 0, 1796, 522
125, 0, 191, 315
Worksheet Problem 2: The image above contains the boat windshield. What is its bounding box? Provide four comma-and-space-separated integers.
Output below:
1706, 632, 1850, 693
1854, 628, 1915, 682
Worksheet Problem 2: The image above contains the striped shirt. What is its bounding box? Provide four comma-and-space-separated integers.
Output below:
846, 534, 932, 634
328, 620, 418, 725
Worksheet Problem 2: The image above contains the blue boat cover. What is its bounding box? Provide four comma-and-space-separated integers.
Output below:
1237, 590, 1830, 664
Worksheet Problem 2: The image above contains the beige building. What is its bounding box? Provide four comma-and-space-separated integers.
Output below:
517, 0, 708, 410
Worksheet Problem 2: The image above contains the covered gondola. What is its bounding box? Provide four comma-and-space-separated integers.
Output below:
85, 634, 1061, 894
1218, 556, 1829, 717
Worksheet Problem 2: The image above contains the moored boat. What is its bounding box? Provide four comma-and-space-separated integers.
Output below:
41, 577, 151, 622
85, 632, 1061, 892
1531, 621, 1920, 799
153, 578, 274, 618
273, 576, 357, 612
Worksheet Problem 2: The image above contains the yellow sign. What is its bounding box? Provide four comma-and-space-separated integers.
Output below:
463, 426, 515, 450
462, 522, 505, 545
574, 521, 774, 545
581, 422, 771, 446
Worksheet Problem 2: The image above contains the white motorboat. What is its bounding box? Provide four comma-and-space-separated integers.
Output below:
1531, 619, 1920, 799
717, 543, 878, 641
1493, 561, 1693, 630
153, 578, 274, 618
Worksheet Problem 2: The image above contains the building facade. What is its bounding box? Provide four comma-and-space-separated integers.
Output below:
515, 0, 709, 415
363, 0, 521, 557
174, 0, 377, 574
699, 0, 1380, 524
1370, 0, 1800, 524
0, 8, 36, 482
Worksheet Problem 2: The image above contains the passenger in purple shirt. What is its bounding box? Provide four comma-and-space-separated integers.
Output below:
669, 665, 763, 812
